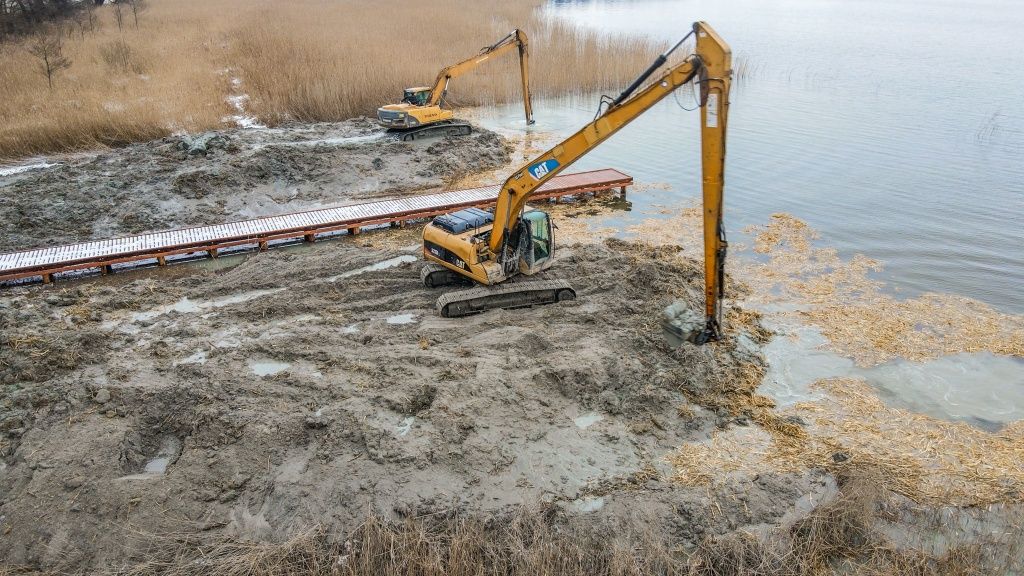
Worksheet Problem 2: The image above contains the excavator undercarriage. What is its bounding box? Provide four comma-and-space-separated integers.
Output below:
434, 278, 576, 318
390, 120, 473, 142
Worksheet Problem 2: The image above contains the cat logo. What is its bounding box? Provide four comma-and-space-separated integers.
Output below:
528, 159, 560, 180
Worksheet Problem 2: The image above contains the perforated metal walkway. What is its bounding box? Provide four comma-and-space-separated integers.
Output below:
0, 168, 631, 284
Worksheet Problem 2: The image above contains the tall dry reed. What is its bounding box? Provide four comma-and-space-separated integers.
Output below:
0, 1, 234, 159
0, 0, 662, 160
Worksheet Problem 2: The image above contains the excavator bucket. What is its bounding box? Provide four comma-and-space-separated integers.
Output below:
662, 300, 707, 345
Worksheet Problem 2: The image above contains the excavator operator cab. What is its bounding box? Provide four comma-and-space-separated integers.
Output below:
519, 210, 554, 273
402, 87, 432, 107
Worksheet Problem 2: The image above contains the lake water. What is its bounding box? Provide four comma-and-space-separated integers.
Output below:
478, 0, 1024, 313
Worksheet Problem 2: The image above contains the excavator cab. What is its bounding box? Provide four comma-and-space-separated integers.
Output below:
402, 87, 432, 106
519, 210, 554, 274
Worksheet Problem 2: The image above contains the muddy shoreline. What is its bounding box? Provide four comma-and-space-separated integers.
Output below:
0, 118, 510, 253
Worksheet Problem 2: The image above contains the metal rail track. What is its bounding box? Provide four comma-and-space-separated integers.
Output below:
0, 168, 632, 285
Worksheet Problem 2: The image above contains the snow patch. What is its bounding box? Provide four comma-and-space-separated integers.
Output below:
223, 77, 266, 129
0, 162, 55, 177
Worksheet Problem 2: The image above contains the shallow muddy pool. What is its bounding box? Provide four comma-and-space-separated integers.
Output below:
761, 317, 1024, 430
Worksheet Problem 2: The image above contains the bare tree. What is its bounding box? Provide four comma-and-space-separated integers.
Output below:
111, 0, 123, 32
27, 26, 71, 90
126, 0, 145, 28
70, 3, 98, 38
0, 0, 103, 39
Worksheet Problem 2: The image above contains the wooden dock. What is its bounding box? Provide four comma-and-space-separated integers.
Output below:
0, 168, 632, 284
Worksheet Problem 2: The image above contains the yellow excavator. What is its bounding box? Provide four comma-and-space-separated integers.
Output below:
421, 21, 731, 344
377, 29, 535, 141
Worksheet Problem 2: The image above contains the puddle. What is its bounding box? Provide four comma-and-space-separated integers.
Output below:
341, 323, 360, 334
761, 322, 854, 407
573, 412, 603, 429
175, 350, 208, 366
759, 317, 1024, 430
386, 313, 417, 325
132, 288, 283, 322
328, 255, 417, 282
215, 337, 241, 348
395, 416, 415, 437
862, 353, 1024, 431
249, 359, 291, 377
144, 456, 171, 474
120, 436, 182, 480
569, 496, 606, 513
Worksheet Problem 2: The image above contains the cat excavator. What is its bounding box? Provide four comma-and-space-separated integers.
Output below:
421, 21, 731, 344
377, 29, 534, 141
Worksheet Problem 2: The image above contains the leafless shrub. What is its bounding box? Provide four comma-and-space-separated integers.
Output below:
26, 26, 71, 90
70, 5, 100, 39
99, 38, 142, 74
112, 1, 124, 32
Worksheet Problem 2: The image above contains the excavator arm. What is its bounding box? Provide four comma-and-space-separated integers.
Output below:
427, 29, 534, 125
489, 21, 731, 341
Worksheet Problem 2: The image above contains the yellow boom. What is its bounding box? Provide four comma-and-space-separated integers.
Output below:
422, 22, 731, 342
425, 29, 533, 122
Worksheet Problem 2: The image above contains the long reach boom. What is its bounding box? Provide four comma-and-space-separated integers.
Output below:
377, 30, 534, 138
421, 21, 731, 343
425, 30, 534, 124
490, 22, 731, 341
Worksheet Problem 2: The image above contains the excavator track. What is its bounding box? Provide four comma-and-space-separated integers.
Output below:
391, 121, 473, 142
421, 263, 473, 288
436, 279, 576, 318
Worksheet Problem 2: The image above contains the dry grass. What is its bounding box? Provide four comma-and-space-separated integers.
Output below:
1, 470, 1000, 576
232, 0, 659, 125
0, 0, 661, 160
0, 2, 233, 159
668, 376, 1024, 506
114, 507, 682, 576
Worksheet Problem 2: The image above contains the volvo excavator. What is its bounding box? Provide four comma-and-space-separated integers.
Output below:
421, 21, 731, 344
377, 29, 534, 141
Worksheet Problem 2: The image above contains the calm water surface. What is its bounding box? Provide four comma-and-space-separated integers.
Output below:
478, 0, 1024, 313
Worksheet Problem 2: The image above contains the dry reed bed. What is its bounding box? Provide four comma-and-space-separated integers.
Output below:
0, 0, 661, 160
5, 470, 1017, 575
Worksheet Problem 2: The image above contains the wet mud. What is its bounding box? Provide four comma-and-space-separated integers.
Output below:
0, 118, 510, 253
0, 237, 817, 572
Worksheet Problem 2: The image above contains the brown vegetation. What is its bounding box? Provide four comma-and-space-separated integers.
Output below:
742, 213, 1024, 365
0, 0, 659, 160
4, 470, 1014, 576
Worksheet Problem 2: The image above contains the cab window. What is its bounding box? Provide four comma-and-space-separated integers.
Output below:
404, 90, 428, 106
524, 212, 551, 262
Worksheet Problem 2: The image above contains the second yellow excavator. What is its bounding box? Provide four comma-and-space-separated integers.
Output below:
420, 21, 731, 344
377, 30, 534, 141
